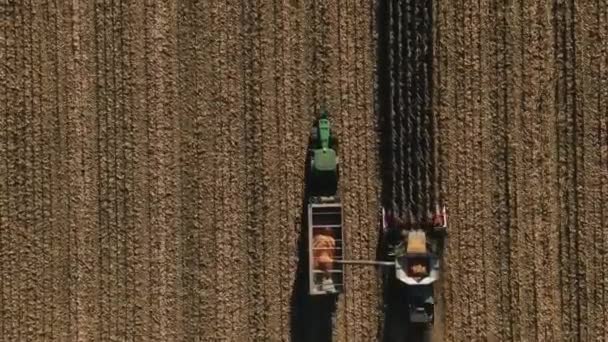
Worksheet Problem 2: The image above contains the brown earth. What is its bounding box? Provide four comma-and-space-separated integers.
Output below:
0, 1, 606, 342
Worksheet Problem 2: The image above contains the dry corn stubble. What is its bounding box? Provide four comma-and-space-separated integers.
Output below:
0, 1, 607, 341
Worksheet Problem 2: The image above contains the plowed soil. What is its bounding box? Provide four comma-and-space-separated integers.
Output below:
0, 1, 606, 342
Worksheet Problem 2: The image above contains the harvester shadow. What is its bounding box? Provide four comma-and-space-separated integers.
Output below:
290, 131, 338, 342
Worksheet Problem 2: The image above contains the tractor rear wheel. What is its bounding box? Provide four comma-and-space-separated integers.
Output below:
311, 126, 319, 144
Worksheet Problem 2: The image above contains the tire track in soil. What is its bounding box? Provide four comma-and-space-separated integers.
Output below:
573, 1, 608, 340
39, 1, 65, 340
175, 2, 206, 342
242, 0, 270, 339
485, 1, 516, 340
3, 2, 17, 340
0, 3, 8, 339
27, 1, 47, 340
98, 1, 128, 339
214, 2, 248, 341
142, 2, 181, 341
122, 0, 149, 340
17, 1, 36, 339
355, 0, 381, 341
17, 2, 46, 340
241, 0, 264, 340
2, 3, 21, 338
554, 1, 580, 340
68, 0, 100, 340
275, 1, 309, 341
275, 2, 306, 341
599, 5, 608, 340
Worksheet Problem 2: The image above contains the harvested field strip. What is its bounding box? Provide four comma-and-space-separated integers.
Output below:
435, 0, 608, 341
1, 1, 379, 341
572, 1, 608, 340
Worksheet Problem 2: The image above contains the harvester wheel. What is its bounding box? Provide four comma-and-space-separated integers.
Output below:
432, 226, 447, 238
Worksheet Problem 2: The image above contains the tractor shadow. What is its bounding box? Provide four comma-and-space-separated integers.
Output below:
290, 124, 338, 342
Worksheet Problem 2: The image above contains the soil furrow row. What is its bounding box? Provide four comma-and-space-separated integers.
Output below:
572, 2, 591, 338
600, 6, 608, 339
232, 0, 250, 335
143, 2, 181, 340
221, 2, 248, 340
476, 1, 496, 339
575, 1, 607, 339
433, 1, 456, 339
14, 3, 29, 340
275, 2, 293, 339
351, 1, 369, 339
113, 0, 128, 338
29, 2, 47, 340
107, 0, 121, 338
340, 0, 360, 339
459, 2, 480, 338
199, 3, 224, 340
94, 1, 110, 338
554, 1, 579, 339
529, 3, 561, 340
18, 1, 35, 339
122, 1, 149, 340
242, 0, 266, 339
191, 2, 219, 340
52, 3, 66, 340
0, 2, 12, 340
0, 2, 7, 339
38, 2, 56, 340
260, 0, 282, 338
511, 2, 540, 339
447, 1, 467, 338
175, 2, 197, 341
357, 0, 380, 339
68, 0, 99, 340
4, 1, 19, 332
492, 2, 516, 340
208, 3, 225, 339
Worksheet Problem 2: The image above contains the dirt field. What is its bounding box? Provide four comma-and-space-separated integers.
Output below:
0, 1, 606, 342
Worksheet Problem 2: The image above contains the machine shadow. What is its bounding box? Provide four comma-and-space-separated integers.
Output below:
290, 123, 338, 342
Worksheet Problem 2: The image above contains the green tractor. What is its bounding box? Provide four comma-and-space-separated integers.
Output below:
308, 109, 339, 201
